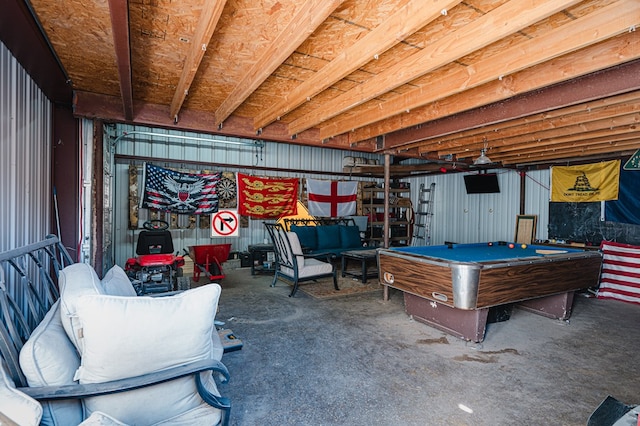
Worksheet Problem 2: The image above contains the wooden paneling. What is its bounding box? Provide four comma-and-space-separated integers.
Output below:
475, 256, 602, 308
378, 254, 455, 304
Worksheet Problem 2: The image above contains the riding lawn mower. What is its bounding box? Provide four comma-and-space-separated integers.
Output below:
125, 220, 190, 295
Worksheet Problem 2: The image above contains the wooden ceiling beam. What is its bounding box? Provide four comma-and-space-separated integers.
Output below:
496, 131, 640, 161
252, 0, 464, 131
286, 0, 581, 136
214, 0, 344, 129
437, 126, 640, 165
500, 140, 640, 165
418, 101, 640, 153
108, 0, 133, 121
320, 0, 640, 140
350, 34, 640, 147
73, 90, 342, 147
467, 113, 640, 154
169, 0, 226, 122
493, 122, 640, 155
403, 91, 640, 150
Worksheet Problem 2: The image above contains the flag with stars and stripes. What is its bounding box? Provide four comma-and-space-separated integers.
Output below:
140, 163, 221, 215
597, 240, 640, 305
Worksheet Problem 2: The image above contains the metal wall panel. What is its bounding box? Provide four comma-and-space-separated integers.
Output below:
108, 124, 554, 266
407, 169, 548, 245
0, 41, 52, 253
109, 124, 381, 267
523, 169, 551, 241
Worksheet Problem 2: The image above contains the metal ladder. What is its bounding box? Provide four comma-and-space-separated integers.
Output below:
412, 183, 435, 246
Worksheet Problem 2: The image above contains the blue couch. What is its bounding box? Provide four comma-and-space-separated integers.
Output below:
289, 222, 370, 258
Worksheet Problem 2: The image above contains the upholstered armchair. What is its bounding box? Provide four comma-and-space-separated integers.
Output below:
0, 236, 232, 426
264, 222, 338, 297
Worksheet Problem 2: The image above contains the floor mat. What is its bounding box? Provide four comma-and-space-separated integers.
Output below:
296, 276, 382, 299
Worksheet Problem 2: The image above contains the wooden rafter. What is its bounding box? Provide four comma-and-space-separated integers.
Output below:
252, 0, 464, 131
320, 0, 640, 140
108, 0, 133, 120
419, 98, 640, 154
286, 0, 581, 136
401, 91, 640, 150
350, 33, 640, 146
496, 131, 640, 161
169, 0, 226, 121
435, 121, 640, 162
499, 140, 640, 165
215, 0, 344, 129
438, 116, 640, 158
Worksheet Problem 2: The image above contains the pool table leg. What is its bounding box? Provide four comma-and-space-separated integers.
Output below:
383, 284, 389, 301
517, 291, 575, 320
404, 293, 489, 342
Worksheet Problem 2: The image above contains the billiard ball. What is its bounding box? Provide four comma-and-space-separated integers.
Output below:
521, 244, 527, 249
488, 242, 493, 246
508, 243, 515, 249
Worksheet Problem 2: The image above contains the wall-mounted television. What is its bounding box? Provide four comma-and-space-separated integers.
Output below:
464, 173, 500, 194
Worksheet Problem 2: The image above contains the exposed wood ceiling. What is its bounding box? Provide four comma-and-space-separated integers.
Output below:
17, 0, 640, 170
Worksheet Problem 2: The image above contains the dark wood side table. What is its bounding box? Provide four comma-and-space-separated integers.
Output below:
341, 249, 379, 283
248, 243, 275, 275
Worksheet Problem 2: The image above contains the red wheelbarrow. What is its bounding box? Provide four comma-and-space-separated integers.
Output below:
188, 244, 231, 282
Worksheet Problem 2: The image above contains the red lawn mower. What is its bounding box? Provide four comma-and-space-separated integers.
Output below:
125, 219, 189, 295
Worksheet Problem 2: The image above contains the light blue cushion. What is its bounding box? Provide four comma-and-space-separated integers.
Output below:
340, 225, 362, 248
291, 225, 318, 250
316, 225, 341, 249
19, 301, 83, 426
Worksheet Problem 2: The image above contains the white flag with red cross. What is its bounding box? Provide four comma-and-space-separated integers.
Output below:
306, 179, 358, 217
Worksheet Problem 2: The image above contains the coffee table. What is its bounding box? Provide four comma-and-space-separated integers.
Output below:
341, 249, 378, 283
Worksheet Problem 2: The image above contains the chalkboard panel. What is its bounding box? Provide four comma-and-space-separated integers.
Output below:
548, 202, 640, 245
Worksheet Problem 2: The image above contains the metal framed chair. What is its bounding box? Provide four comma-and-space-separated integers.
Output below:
264, 223, 338, 297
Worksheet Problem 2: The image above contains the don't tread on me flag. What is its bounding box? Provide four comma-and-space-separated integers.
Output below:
551, 160, 620, 202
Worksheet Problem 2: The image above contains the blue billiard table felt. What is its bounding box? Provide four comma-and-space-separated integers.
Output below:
390, 242, 582, 263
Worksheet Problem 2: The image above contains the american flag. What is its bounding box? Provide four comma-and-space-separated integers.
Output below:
597, 240, 640, 305
140, 163, 220, 215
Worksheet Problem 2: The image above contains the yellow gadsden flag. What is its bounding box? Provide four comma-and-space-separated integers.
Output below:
551, 160, 620, 202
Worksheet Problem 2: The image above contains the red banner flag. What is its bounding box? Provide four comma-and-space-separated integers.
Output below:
237, 173, 298, 218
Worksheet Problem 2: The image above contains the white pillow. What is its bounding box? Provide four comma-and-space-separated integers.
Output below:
73, 284, 223, 425
0, 363, 42, 426
101, 265, 136, 297
58, 263, 105, 351
19, 301, 82, 426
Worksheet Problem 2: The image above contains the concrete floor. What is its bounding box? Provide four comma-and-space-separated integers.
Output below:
214, 268, 640, 426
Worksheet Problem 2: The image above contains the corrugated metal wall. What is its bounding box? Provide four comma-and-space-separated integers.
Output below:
0, 41, 52, 252
109, 123, 554, 266
407, 168, 551, 245
109, 124, 382, 267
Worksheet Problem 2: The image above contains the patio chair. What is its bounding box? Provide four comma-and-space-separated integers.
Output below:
264, 223, 338, 297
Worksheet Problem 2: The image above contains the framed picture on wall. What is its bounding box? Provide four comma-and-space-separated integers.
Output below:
515, 215, 537, 244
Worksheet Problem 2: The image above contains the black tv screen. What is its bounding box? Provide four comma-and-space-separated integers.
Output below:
464, 173, 500, 194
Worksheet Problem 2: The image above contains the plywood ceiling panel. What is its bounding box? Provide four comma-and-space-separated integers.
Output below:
24, 0, 640, 171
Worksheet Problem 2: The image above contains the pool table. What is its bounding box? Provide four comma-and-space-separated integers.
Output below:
377, 242, 602, 342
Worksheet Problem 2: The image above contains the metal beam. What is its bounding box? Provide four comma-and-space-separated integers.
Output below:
108, 0, 134, 121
